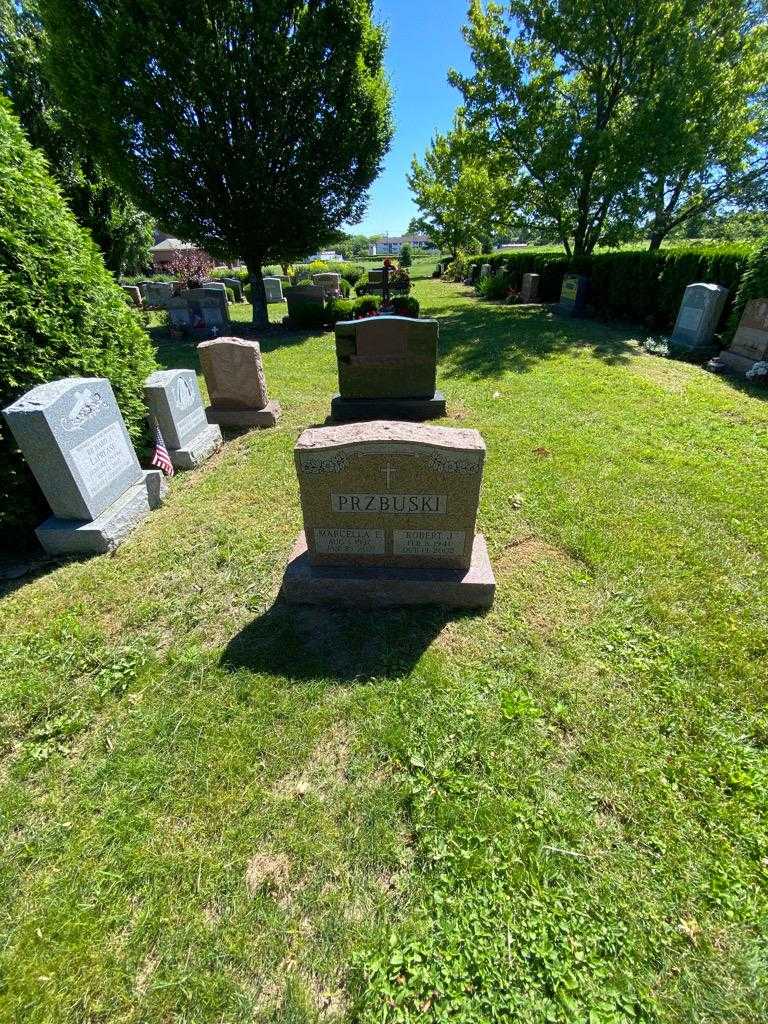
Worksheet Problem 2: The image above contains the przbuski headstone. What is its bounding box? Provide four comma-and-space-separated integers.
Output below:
718, 298, 768, 375
670, 283, 728, 358
263, 276, 284, 303
331, 316, 446, 421
144, 369, 223, 469
2, 377, 166, 554
198, 337, 281, 428
558, 274, 589, 316
281, 420, 495, 607
520, 273, 540, 304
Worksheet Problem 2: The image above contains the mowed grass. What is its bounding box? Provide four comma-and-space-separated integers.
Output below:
0, 258, 767, 1023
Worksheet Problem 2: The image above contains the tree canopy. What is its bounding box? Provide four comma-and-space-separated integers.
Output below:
39, 0, 392, 325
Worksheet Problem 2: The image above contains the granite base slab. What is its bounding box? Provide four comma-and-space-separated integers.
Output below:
35, 471, 167, 556
330, 391, 446, 422
718, 350, 762, 377
169, 423, 223, 469
281, 531, 495, 609
205, 399, 281, 428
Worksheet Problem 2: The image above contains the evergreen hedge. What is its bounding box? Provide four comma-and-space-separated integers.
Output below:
465, 245, 754, 330
723, 237, 768, 343
0, 97, 157, 541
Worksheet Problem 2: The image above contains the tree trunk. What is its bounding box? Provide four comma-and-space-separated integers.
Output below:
647, 230, 664, 251
246, 261, 269, 329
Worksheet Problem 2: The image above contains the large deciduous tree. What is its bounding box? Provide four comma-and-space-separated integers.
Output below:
451, 0, 768, 256
39, 0, 392, 327
407, 121, 510, 257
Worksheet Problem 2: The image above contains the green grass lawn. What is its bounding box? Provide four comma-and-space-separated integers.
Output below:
1, 257, 766, 1023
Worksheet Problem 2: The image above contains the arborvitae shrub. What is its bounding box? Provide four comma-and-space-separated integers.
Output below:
0, 97, 157, 541
723, 236, 768, 343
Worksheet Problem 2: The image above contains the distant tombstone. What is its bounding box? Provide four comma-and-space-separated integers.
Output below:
367, 268, 385, 287
718, 298, 768, 376
520, 273, 540, 304
480, 264, 492, 278
313, 272, 341, 291
670, 283, 729, 358
121, 285, 143, 308
331, 316, 445, 422
221, 277, 244, 302
469, 264, 481, 284
263, 276, 284, 303
280, 420, 495, 608
144, 369, 223, 470
2, 378, 166, 554
180, 287, 231, 336
201, 281, 229, 301
198, 337, 281, 428
558, 274, 589, 316
167, 296, 193, 331
285, 285, 326, 322
143, 281, 175, 308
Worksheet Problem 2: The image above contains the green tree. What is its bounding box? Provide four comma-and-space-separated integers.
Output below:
398, 243, 413, 267
452, 0, 768, 257
0, 96, 156, 538
39, 0, 392, 327
407, 120, 510, 257
0, 0, 154, 275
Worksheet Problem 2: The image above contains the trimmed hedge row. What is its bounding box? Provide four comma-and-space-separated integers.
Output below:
0, 98, 157, 541
464, 246, 755, 329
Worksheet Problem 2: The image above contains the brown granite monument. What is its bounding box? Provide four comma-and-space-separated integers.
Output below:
281, 420, 495, 607
718, 299, 768, 376
197, 337, 281, 428
331, 316, 446, 421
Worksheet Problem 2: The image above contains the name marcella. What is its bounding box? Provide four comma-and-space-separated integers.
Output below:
331, 493, 447, 514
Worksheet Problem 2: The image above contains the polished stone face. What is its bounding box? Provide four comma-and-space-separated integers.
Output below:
2, 377, 142, 522
144, 369, 209, 450
559, 274, 588, 313
671, 283, 728, 352
730, 299, 768, 361
198, 337, 269, 411
335, 316, 439, 400
295, 420, 486, 570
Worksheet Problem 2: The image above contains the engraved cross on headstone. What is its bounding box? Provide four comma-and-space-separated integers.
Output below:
381, 462, 396, 489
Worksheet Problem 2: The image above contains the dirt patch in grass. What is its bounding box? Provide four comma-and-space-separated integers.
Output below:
245, 851, 292, 897
134, 950, 159, 997
272, 723, 351, 800
496, 535, 577, 573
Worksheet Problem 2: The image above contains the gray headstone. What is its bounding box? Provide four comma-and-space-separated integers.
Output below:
670, 283, 729, 356
144, 370, 209, 450
121, 285, 143, 308
144, 281, 175, 308
220, 277, 244, 302
2, 377, 142, 522
263, 276, 284, 303
520, 273, 540, 303
558, 274, 589, 316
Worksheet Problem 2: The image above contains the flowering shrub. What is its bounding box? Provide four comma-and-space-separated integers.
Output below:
166, 249, 214, 289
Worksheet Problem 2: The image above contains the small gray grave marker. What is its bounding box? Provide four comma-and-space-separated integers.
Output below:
144, 369, 222, 469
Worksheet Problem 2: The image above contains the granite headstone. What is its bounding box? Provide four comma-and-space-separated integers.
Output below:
198, 337, 281, 428
121, 285, 143, 308
670, 283, 728, 358
520, 273, 540, 304
558, 274, 589, 316
144, 369, 223, 469
263, 276, 284, 303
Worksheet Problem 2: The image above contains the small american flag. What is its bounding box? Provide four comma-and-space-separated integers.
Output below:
150, 418, 174, 477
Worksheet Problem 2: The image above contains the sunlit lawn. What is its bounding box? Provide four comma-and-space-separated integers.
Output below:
1, 257, 766, 1022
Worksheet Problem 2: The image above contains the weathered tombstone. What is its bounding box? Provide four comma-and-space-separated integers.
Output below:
480, 263, 492, 279
201, 281, 229, 300
183, 287, 231, 336
221, 277, 244, 302
2, 378, 166, 555
331, 316, 446, 421
281, 420, 495, 608
285, 285, 326, 323
669, 283, 728, 358
717, 299, 768, 376
469, 264, 481, 285
198, 337, 281, 428
144, 369, 223, 469
313, 272, 341, 291
167, 296, 193, 332
558, 274, 589, 316
144, 281, 176, 308
367, 268, 385, 288
520, 273, 540, 304
121, 285, 143, 308
263, 276, 284, 303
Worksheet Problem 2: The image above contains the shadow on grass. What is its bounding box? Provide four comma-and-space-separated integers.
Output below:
150, 320, 330, 372
433, 299, 638, 380
221, 599, 475, 683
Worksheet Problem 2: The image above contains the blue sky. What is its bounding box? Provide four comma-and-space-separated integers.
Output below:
349, 0, 474, 237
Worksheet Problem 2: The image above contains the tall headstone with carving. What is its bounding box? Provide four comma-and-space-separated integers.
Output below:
669, 283, 728, 358
281, 420, 495, 607
2, 378, 166, 554
144, 369, 223, 469
331, 316, 446, 421
198, 337, 281, 428
717, 299, 768, 376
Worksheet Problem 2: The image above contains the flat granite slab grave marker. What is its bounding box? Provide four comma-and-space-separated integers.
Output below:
718, 298, 768, 376
558, 274, 589, 316
263, 276, 284, 303
282, 420, 495, 608
144, 369, 223, 469
520, 273, 540, 303
669, 282, 728, 358
2, 377, 166, 555
197, 337, 281, 428
331, 316, 446, 422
